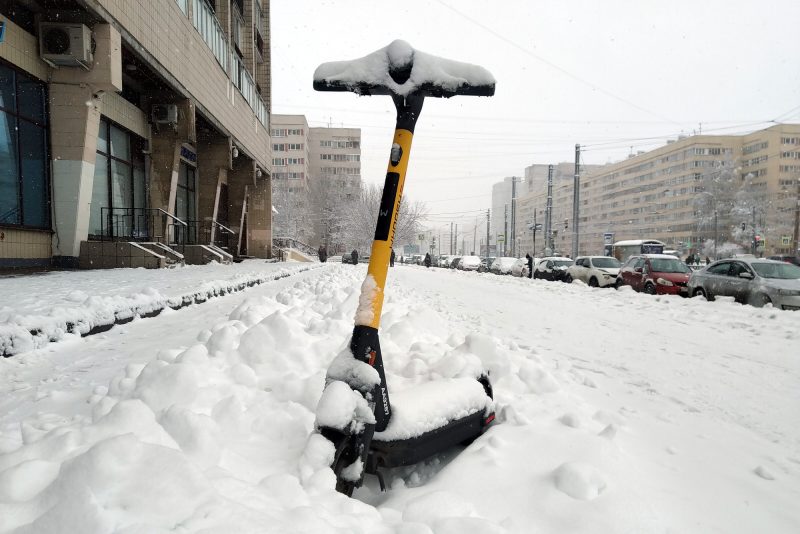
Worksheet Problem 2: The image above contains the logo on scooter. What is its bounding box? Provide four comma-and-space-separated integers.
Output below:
381, 387, 389, 415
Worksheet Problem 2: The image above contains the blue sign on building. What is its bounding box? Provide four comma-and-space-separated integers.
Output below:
0, 20, 6, 43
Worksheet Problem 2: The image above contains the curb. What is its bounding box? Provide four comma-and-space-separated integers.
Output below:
1, 264, 322, 358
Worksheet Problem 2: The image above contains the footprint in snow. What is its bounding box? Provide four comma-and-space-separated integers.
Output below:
754, 465, 775, 480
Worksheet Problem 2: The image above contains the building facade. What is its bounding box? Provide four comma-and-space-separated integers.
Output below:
515, 124, 800, 259
270, 115, 361, 251
308, 125, 361, 252
0, 0, 272, 269
270, 114, 310, 243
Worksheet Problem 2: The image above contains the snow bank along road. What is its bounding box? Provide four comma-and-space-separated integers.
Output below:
0, 263, 798, 533
0, 262, 318, 357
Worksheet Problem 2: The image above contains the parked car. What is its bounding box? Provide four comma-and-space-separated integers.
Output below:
341, 252, 353, 264
490, 257, 518, 275
615, 254, 691, 295
533, 257, 574, 281
510, 258, 529, 277
688, 257, 800, 309
458, 255, 482, 271
478, 257, 496, 272
450, 257, 462, 269
767, 255, 800, 267
566, 256, 621, 287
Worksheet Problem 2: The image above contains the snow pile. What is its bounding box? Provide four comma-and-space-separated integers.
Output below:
0, 262, 318, 357
314, 39, 495, 96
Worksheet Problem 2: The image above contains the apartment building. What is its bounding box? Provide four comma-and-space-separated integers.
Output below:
308, 125, 361, 251
515, 123, 800, 258
271, 114, 311, 242
270, 115, 362, 250
0, 0, 272, 269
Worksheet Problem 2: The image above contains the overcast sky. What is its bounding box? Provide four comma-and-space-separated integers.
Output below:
271, 0, 800, 232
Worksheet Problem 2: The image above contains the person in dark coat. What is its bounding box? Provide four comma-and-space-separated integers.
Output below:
424, 253, 431, 268
318, 245, 327, 263
526, 253, 533, 278
351, 249, 359, 265
390, 249, 395, 267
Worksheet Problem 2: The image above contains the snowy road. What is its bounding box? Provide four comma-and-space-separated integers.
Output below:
1, 263, 798, 533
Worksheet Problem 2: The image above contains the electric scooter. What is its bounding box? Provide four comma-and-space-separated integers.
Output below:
313, 40, 496, 495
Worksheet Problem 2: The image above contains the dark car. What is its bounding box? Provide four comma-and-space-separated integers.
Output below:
688, 257, 800, 309
615, 254, 691, 295
341, 252, 353, 264
533, 257, 574, 281
450, 257, 462, 269
768, 255, 800, 267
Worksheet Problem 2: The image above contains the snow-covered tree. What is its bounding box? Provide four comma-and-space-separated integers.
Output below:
338, 183, 427, 253
693, 157, 760, 254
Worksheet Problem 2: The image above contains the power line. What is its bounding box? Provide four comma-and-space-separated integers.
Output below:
432, 0, 682, 126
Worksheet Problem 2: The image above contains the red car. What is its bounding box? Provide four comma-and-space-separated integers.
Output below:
615, 254, 692, 296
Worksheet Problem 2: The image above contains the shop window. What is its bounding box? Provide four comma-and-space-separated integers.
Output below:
0, 61, 49, 229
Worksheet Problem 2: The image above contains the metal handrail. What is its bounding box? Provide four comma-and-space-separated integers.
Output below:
212, 220, 235, 234
158, 208, 187, 227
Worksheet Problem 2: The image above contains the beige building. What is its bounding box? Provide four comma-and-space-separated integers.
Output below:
516, 124, 800, 259
270, 116, 361, 250
271, 114, 310, 242
0, 0, 272, 269
308, 125, 361, 251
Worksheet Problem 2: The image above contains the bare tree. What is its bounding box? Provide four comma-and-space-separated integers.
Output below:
338, 183, 427, 253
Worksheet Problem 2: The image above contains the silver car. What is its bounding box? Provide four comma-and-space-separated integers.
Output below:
687, 257, 800, 310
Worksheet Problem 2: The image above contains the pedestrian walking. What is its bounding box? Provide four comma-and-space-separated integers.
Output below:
390, 249, 395, 267
526, 253, 533, 279
318, 245, 327, 263
424, 253, 431, 268
351, 249, 359, 265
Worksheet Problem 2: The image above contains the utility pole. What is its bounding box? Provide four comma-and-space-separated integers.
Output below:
486, 209, 491, 260
511, 177, 517, 257
455, 224, 458, 254
450, 222, 453, 255
752, 206, 757, 256
503, 205, 508, 256
473, 218, 477, 255
545, 164, 553, 255
533, 208, 537, 256
572, 143, 581, 259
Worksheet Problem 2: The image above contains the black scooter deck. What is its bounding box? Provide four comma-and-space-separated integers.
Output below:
368, 410, 492, 469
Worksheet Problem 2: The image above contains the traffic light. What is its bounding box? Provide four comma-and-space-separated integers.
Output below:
564, 218, 568, 230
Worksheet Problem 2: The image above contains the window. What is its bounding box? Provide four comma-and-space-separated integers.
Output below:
89, 119, 146, 237
192, 0, 227, 69
175, 0, 188, 14
175, 162, 197, 243
0, 62, 49, 229
707, 262, 730, 275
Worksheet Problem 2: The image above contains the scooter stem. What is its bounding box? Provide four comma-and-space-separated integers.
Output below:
349, 94, 424, 432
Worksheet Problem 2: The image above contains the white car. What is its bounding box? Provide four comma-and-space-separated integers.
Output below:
490, 257, 518, 275
511, 257, 541, 277
566, 256, 622, 287
458, 255, 482, 271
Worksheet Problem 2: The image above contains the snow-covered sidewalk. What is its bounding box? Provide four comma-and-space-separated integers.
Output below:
0, 260, 318, 357
0, 263, 798, 533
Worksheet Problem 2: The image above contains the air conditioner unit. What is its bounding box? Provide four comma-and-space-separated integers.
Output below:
39, 22, 93, 69
152, 104, 178, 124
